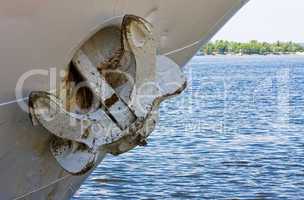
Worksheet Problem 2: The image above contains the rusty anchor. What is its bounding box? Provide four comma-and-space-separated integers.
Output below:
29, 15, 186, 175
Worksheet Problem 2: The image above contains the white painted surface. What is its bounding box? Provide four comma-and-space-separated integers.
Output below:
0, 1, 248, 199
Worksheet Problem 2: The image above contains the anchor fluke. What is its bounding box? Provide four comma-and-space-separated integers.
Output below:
29, 15, 186, 175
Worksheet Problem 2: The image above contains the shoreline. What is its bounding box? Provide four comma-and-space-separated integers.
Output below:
196, 52, 304, 57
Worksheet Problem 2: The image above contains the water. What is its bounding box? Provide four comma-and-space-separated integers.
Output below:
73, 55, 304, 200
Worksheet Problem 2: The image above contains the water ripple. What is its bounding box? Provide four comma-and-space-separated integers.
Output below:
73, 56, 304, 200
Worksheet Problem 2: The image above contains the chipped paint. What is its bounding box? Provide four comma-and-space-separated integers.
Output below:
29, 15, 186, 175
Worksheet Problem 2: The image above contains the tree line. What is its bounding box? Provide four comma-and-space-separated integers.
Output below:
201, 40, 304, 55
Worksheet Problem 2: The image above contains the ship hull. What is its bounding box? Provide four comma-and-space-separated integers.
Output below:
0, 0, 248, 199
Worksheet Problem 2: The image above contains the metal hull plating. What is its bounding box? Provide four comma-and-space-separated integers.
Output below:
0, 0, 248, 199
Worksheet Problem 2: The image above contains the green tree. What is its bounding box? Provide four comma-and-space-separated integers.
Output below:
201, 40, 304, 55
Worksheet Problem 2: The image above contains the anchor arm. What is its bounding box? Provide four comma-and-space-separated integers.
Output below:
29, 15, 186, 175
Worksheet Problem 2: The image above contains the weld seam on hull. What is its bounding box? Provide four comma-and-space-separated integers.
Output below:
13, 175, 71, 200
163, 0, 250, 57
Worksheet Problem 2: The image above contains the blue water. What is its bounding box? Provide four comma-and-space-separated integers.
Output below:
73, 56, 304, 200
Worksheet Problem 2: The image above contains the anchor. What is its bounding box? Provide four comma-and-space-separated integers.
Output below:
29, 15, 186, 175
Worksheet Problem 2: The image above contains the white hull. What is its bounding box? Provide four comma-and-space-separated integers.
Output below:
0, 1, 248, 199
